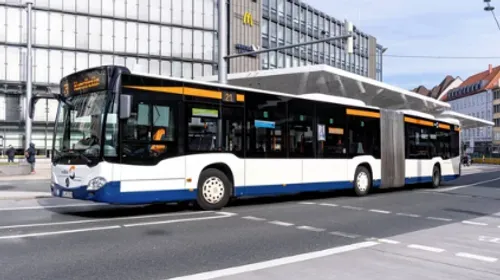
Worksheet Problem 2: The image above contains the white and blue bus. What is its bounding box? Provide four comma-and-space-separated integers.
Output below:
49, 66, 461, 210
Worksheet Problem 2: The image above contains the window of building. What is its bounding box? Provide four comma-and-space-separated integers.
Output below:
277, 25, 284, 43
49, 12, 63, 47
62, 51, 75, 77
182, 29, 193, 58
203, 0, 214, 29
286, 27, 292, 44
286, 1, 292, 18
246, 92, 288, 158
203, 31, 214, 61
277, 0, 284, 16
262, 19, 269, 37
261, 48, 269, 69
270, 22, 277, 41
293, 5, 299, 23
277, 52, 284, 68
161, 26, 172, 57
161, 60, 171, 76
269, 51, 276, 68
126, 0, 137, 19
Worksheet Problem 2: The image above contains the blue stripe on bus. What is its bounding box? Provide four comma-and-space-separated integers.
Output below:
51, 175, 458, 205
51, 182, 196, 204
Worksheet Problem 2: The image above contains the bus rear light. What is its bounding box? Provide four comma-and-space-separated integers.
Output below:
88, 177, 107, 191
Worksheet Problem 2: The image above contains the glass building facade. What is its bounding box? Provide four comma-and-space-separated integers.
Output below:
0, 0, 218, 153
260, 0, 384, 79
0, 0, 383, 154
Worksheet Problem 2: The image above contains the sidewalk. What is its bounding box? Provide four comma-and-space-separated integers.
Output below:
0, 162, 51, 181
0, 161, 52, 200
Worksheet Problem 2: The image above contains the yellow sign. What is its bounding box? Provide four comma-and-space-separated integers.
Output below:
73, 76, 101, 92
243, 12, 253, 26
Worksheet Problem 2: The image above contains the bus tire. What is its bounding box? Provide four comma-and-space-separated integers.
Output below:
430, 165, 441, 189
353, 166, 371, 196
196, 168, 232, 211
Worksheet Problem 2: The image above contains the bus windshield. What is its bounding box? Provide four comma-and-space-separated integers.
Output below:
53, 90, 117, 164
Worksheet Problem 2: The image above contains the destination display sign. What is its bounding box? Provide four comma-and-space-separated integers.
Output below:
60, 68, 108, 96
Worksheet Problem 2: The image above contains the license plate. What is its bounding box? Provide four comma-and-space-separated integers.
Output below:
61, 191, 73, 198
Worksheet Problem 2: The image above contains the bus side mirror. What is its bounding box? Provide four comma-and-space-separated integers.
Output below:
119, 95, 132, 119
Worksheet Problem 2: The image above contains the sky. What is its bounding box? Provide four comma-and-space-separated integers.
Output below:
304, 0, 500, 90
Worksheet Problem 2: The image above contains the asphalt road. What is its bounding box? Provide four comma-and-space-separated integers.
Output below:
0, 164, 499, 280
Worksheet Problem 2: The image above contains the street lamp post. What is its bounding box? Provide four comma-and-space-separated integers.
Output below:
484, 0, 500, 31
24, 1, 33, 151
216, 0, 355, 85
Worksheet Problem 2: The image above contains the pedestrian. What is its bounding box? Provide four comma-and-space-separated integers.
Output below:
24, 142, 36, 174
6, 145, 15, 164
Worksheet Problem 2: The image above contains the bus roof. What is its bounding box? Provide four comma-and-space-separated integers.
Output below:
198, 64, 451, 113
127, 66, 492, 129
437, 111, 494, 129
128, 71, 377, 109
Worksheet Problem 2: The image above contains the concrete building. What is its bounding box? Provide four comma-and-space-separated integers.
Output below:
0, 0, 383, 154
412, 75, 462, 101
446, 65, 500, 154
230, 0, 383, 79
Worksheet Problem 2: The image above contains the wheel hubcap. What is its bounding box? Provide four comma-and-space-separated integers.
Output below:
356, 172, 369, 192
202, 176, 225, 204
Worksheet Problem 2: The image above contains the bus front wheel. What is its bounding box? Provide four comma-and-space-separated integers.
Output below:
353, 166, 371, 196
430, 165, 441, 189
196, 168, 232, 211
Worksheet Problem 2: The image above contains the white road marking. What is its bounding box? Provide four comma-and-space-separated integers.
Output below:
166, 241, 379, 280
396, 213, 420, 218
433, 176, 500, 192
268, 221, 294, 227
377, 239, 400, 244
369, 209, 391, 214
0, 203, 100, 211
123, 212, 235, 227
0, 225, 120, 240
478, 236, 500, 244
426, 217, 453, 222
455, 252, 498, 263
408, 244, 445, 253
296, 225, 325, 232
461, 221, 488, 226
319, 203, 338, 207
0, 211, 213, 230
329, 231, 359, 238
341, 205, 364, 210
242, 216, 266, 221
298, 202, 316, 205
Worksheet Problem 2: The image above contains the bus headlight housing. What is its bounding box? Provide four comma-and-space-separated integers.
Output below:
88, 177, 107, 191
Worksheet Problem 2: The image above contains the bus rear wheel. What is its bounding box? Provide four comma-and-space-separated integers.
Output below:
196, 168, 232, 211
353, 166, 371, 196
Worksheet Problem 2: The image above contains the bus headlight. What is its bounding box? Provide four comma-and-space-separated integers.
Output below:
87, 177, 107, 191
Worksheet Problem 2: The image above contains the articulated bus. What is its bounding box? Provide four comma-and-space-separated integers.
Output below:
49, 66, 461, 210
